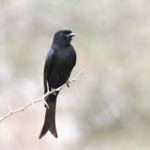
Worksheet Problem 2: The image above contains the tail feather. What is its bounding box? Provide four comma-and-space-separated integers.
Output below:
39, 95, 58, 139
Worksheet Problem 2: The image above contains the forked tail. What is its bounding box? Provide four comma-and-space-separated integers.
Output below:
39, 94, 57, 139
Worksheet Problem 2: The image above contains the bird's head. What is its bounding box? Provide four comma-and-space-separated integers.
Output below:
53, 30, 76, 46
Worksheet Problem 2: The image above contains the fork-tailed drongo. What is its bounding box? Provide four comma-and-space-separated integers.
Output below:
39, 30, 76, 139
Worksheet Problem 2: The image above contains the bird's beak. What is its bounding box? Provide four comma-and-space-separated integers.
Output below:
67, 32, 76, 38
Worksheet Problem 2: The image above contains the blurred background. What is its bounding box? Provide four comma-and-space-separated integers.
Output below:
0, 0, 150, 149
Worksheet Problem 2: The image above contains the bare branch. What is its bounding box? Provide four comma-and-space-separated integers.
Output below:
0, 71, 83, 123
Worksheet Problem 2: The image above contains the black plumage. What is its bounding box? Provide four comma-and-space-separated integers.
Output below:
39, 30, 76, 139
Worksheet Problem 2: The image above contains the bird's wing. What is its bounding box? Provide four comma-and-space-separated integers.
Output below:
43, 49, 54, 94
73, 50, 76, 67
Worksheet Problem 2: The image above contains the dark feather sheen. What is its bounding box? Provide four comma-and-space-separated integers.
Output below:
39, 30, 76, 139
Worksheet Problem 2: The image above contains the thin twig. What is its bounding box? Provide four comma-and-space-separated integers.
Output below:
0, 71, 83, 122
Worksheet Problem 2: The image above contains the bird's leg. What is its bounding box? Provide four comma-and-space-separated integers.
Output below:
66, 80, 71, 88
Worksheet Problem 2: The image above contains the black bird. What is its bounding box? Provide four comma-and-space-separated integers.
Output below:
39, 30, 76, 139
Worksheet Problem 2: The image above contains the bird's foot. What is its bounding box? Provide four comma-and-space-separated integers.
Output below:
51, 88, 57, 95
66, 80, 71, 88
